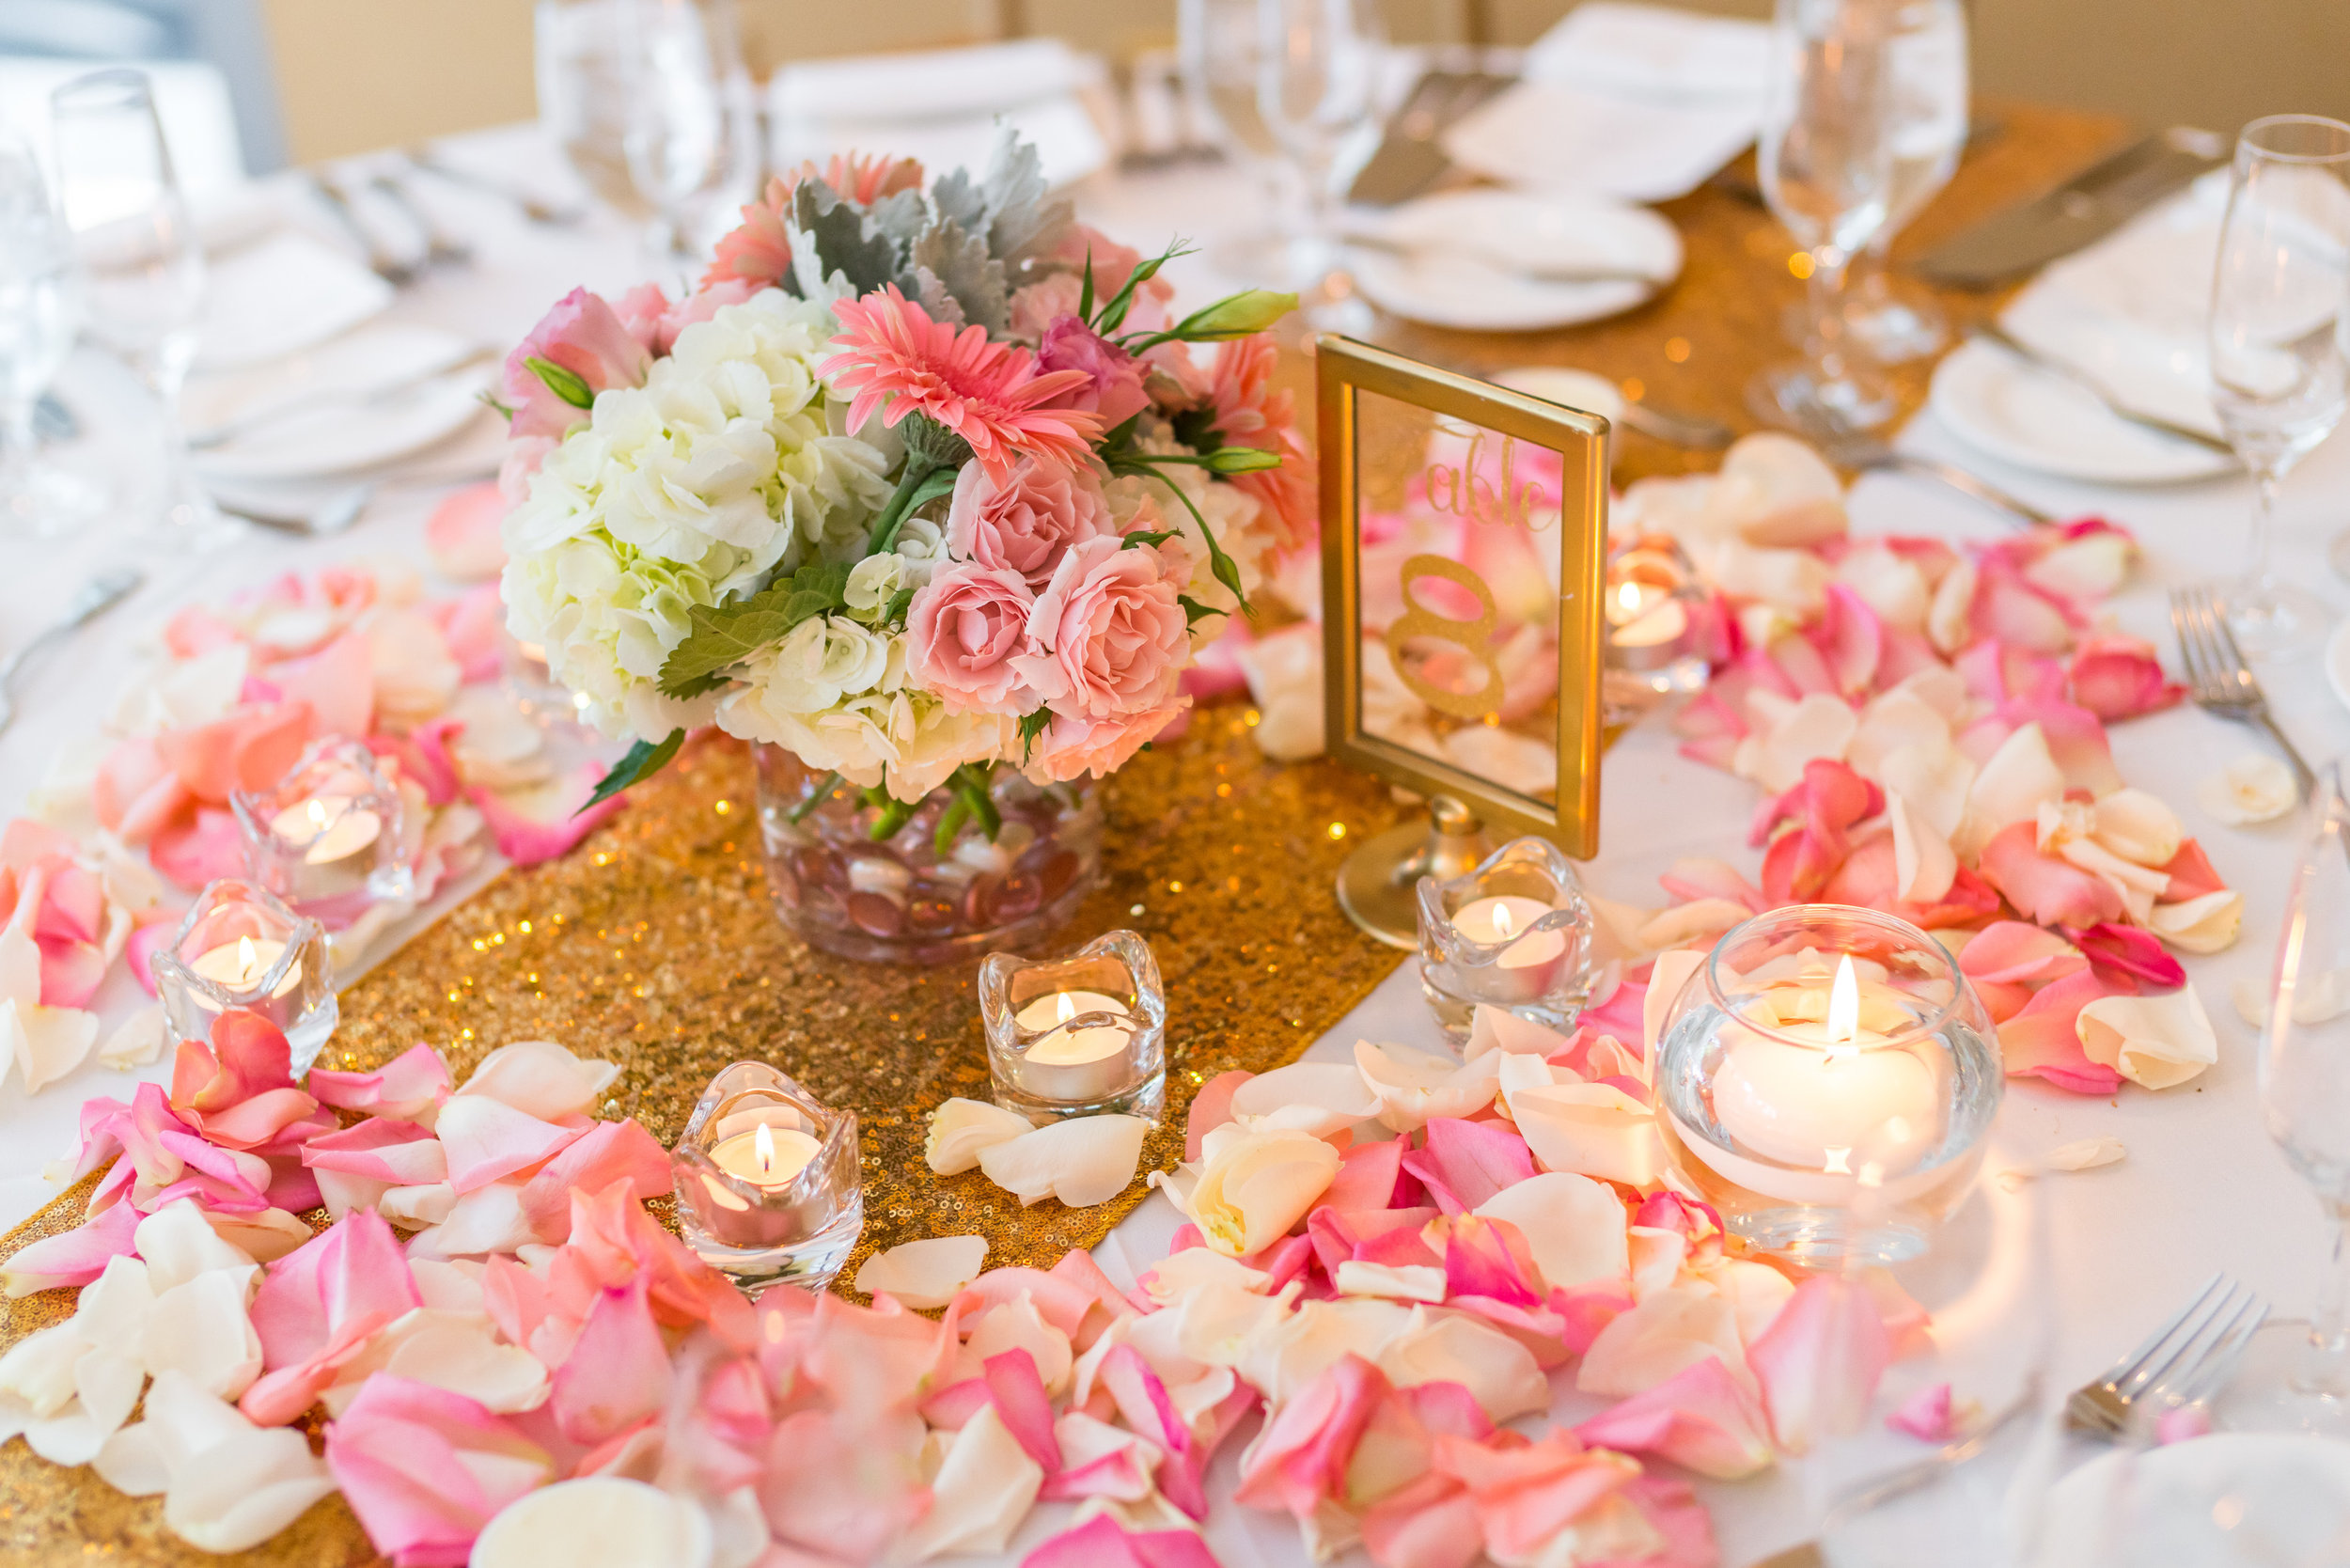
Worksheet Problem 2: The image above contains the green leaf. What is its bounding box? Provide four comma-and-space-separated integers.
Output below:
1120, 459, 1253, 618
867, 457, 961, 555
477, 389, 515, 419
1122, 529, 1179, 550
582, 729, 682, 811
882, 586, 915, 625
1016, 709, 1052, 763
1078, 246, 1096, 324
1178, 594, 1228, 627
525, 356, 593, 410
1168, 404, 1222, 453
1097, 241, 1191, 334
656, 561, 851, 697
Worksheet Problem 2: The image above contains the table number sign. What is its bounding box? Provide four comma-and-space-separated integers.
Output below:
1313, 336, 1609, 945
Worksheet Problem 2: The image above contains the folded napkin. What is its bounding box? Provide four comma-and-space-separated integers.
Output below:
195, 230, 393, 372
1996, 175, 2230, 436
769, 39, 1111, 189
1441, 0, 1767, 203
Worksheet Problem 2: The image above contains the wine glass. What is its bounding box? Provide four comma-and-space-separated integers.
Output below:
1257, 0, 1382, 330
1178, 0, 1292, 282
0, 130, 103, 537
2209, 115, 2350, 658
1751, 0, 1900, 432
537, 0, 746, 275
49, 69, 239, 553
1841, 0, 1966, 364
2217, 761, 2350, 1436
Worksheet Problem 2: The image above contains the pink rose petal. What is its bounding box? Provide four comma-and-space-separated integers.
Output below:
1400, 1118, 1536, 1215
1747, 1275, 1892, 1454
1575, 1354, 1775, 1478
1886, 1380, 1958, 1441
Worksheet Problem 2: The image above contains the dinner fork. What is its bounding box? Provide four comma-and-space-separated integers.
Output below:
0, 566, 143, 736
2062, 1271, 2267, 1437
1779, 403, 2057, 528
2169, 585, 2317, 797
304, 171, 416, 286
368, 171, 474, 270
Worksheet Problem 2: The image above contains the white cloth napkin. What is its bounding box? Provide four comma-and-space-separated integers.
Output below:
1441, 1, 1768, 204
768, 39, 1112, 189
195, 229, 393, 372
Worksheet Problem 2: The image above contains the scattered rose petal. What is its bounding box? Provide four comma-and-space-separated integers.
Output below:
2078, 987, 2219, 1090
2196, 754, 2299, 825
1153, 1122, 1340, 1257
978, 1114, 1150, 1208
469, 1476, 709, 1568
854, 1234, 989, 1309
2047, 1137, 2125, 1172
1885, 1381, 1959, 1441
927, 1096, 1036, 1175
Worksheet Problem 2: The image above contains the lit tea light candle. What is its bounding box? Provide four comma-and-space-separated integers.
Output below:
269, 795, 383, 867
185, 933, 302, 1008
709, 1120, 822, 1188
1451, 895, 1568, 969
1018, 989, 1132, 1065
1608, 577, 1690, 649
1713, 955, 1936, 1175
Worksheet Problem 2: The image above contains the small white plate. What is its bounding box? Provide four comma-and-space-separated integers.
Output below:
1929, 339, 2237, 485
193, 323, 493, 483
2040, 1435, 2350, 1567
2325, 619, 2350, 714
1347, 190, 1682, 333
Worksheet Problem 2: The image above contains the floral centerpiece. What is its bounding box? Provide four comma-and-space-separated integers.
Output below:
494, 135, 1311, 957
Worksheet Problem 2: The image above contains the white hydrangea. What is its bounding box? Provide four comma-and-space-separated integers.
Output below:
717, 628, 1008, 799
499, 290, 895, 742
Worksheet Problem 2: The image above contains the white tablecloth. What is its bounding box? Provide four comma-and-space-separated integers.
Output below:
2, 122, 2345, 1568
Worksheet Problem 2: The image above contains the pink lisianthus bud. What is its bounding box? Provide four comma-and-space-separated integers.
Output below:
500, 287, 654, 441
1036, 316, 1152, 430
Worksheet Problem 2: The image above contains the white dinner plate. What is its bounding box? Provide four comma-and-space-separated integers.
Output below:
1347, 189, 1682, 333
2038, 1434, 2350, 1567
1928, 338, 2237, 485
192, 322, 494, 481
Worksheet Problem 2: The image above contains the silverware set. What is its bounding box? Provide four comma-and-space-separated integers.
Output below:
1778, 400, 2058, 528
306, 149, 572, 286
2170, 585, 2318, 795
0, 568, 143, 737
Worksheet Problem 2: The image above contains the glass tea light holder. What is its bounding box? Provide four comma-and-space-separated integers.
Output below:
229, 737, 413, 925
152, 879, 338, 1073
1416, 836, 1596, 1040
979, 930, 1167, 1123
1603, 532, 1710, 724
672, 1061, 864, 1294
1654, 904, 2001, 1264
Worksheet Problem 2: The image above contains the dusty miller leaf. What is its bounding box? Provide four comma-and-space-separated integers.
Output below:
930, 164, 987, 233
976, 128, 1073, 268
908, 218, 1010, 337
907, 268, 969, 327
866, 188, 931, 252
788, 180, 903, 299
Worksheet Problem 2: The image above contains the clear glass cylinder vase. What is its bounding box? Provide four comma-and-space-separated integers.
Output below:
752, 745, 1104, 964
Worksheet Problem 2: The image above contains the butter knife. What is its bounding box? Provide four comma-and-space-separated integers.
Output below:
1346, 70, 1515, 207
1970, 322, 2236, 458
1917, 126, 2227, 288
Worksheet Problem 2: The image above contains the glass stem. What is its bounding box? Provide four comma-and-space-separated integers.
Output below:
0, 396, 34, 490
2303, 1201, 2350, 1396
1808, 247, 1852, 378
2248, 468, 2281, 592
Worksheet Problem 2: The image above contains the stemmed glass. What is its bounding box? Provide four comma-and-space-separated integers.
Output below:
49, 69, 240, 552
1178, 0, 1292, 282
536, 0, 746, 276
1257, 0, 1382, 331
1751, 0, 1900, 431
2207, 115, 2350, 659
0, 131, 102, 537
1841, 0, 1966, 364
2218, 761, 2350, 1436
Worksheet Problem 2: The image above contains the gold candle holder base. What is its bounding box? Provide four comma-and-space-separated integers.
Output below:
1335, 795, 1490, 949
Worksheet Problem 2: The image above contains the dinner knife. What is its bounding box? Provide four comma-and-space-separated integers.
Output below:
1346, 70, 1516, 207
1916, 126, 2228, 288
1968, 322, 2236, 458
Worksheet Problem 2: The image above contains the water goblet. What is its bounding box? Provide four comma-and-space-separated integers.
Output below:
0, 130, 102, 537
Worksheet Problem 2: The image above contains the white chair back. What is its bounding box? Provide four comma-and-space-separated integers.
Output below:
0, 55, 246, 199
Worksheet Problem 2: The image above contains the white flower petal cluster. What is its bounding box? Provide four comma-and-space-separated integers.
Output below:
500, 290, 893, 742
717, 619, 1009, 799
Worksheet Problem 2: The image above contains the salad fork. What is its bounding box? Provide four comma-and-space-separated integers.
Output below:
2169, 585, 2316, 797
0, 566, 143, 736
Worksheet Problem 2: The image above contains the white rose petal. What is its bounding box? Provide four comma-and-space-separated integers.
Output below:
2148, 890, 2244, 954
1333, 1261, 1449, 1303
139, 1272, 263, 1400
1153, 1122, 1340, 1257
2197, 754, 2300, 825
1376, 1307, 1551, 1421
1463, 1006, 1571, 1062
1498, 1056, 1658, 1187
1475, 1171, 1631, 1292
1352, 1041, 1501, 1133
898, 1404, 1043, 1561
99, 1003, 168, 1070
2078, 987, 2220, 1090
454, 1039, 619, 1121
854, 1234, 989, 1309
472, 1477, 713, 1568
957, 1295, 1074, 1395
2048, 1137, 2126, 1172
926, 1097, 1036, 1175
1229, 1060, 1384, 1138
976, 1114, 1150, 1208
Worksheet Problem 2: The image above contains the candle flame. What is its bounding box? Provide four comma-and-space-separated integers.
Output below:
1617, 579, 1643, 614
236, 934, 258, 976
1493, 901, 1517, 940
1827, 954, 1859, 1048
754, 1121, 776, 1176
306, 798, 329, 830
1055, 992, 1075, 1026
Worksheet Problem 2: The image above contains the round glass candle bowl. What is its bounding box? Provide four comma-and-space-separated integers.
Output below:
1654, 904, 2001, 1264
151, 879, 337, 1074
230, 737, 413, 925
1416, 836, 1596, 1040
671, 1061, 864, 1294
754, 746, 1103, 965
1602, 532, 1710, 724
979, 930, 1167, 1123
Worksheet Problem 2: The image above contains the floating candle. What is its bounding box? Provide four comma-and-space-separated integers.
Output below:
186, 934, 301, 1001
269, 794, 384, 867
1608, 577, 1691, 648
709, 1120, 821, 1187
1017, 989, 1132, 1066
1451, 894, 1568, 969
1712, 955, 1937, 1174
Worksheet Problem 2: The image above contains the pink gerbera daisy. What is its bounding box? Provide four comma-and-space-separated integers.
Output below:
822, 286, 1104, 483
1208, 337, 1316, 549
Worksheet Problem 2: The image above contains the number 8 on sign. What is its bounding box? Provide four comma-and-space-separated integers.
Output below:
1385, 554, 1505, 720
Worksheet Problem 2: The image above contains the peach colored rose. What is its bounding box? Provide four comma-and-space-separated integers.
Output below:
904, 563, 1040, 716
945, 458, 1120, 588
1023, 700, 1187, 783
1013, 535, 1191, 721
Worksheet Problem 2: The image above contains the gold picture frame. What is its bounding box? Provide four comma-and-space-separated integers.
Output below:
1315, 336, 1608, 937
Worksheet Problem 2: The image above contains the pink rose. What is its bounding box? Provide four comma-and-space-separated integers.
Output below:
1037, 316, 1151, 431
946, 458, 1121, 588
905, 563, 1041, 715
501, 287, 654, 441
1026, 701, 1188, 782
1013, 535, 1192, 721
1009, 274, 1083, 343
616, 278, 760, 357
